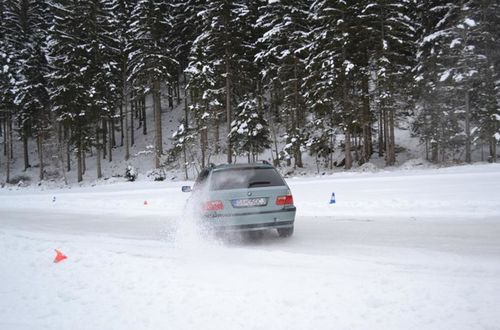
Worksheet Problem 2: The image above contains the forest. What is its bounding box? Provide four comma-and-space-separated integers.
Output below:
0, 0, 499, 183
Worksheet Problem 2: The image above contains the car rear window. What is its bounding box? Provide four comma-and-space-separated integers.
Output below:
209, 167, 286, 191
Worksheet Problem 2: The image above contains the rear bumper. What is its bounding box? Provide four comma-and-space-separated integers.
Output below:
214, 220, 294, 232
201, 207, 296, 232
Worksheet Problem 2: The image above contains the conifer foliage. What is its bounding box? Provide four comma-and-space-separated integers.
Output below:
0, 0, 498, 184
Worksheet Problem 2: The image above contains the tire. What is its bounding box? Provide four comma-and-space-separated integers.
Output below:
277, 226, 294, 238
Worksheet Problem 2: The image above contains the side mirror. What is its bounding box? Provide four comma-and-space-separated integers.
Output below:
181, 185, 192, 193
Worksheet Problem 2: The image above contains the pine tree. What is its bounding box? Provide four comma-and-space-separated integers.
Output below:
357, 0, 418, 166
109, 0, 134, 160
229, 97, 271, 162
306, 0, 358, 169
415, 0, 499, 163
0, 0, 17, 182
186, 0, 249, 164
128, 0, 178, 168
184, 48, 217, 168
2, 0, 51, 175
48, 0, 117, 181
256, 0, 311, 168
471, 0, 500, 162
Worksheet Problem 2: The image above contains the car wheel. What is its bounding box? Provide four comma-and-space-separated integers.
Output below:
277, 227, 294, 238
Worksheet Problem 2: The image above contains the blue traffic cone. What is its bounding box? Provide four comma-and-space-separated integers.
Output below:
330, 192, 336, 204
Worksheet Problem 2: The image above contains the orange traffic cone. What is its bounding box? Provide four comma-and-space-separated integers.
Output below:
144, 200, 148, 206
54, 249, 68, 263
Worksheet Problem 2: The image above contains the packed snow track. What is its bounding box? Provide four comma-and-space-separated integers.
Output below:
1, 164, 500, 330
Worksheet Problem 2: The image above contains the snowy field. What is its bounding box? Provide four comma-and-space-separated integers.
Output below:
1, 164, 500, 330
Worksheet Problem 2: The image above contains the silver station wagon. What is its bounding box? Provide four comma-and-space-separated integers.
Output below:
182, 162, 296, 237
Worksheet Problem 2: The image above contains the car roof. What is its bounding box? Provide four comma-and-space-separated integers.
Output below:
210, 162, 274, 172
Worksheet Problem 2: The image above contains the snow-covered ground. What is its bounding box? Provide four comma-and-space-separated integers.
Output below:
1, 164, 500, 330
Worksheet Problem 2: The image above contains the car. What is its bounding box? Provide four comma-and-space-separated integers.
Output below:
181, 161, 296, 237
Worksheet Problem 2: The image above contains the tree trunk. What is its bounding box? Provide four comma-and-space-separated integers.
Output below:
329, 130, 334, 170
491, 138, 497, 163
465, 90, 471, 163
383, 108, 390, 164
362, 71, 372, 163
96, 131, 102, 179
176, 74, 181, 106
66, 134, 71, 172
226, 56, 232, 164
111, 117, 116, 148
183, 77, 189, 179
378, 106, 384, 157
120, 102, 124, 147
23, 131, 30, 171
183, 147, 188, 180
490, 119, 497, 162
9, 118, 13, 159
102, 119, 107, 159
431, 140, 438, 163
273, 130, 280, 167
142, 95, 147, 135
77, 140, 83, 182
108, 120, 113, 162
214, 113, 220, 154
124, 82, 130, 161
2, 118, 6, 157
168, 85, 173, 109
201, 125, 207, 169
130, 92, 135, 146
5, 114, 11, 183
37, 134, 44, 181
293, 59, 303, 168
153, 79, 162, 168
345, 129, 352, 170
354, 135, 359, 163
57, 123, 68, 185
82, 148, 86, 175
387, 109, 396, 165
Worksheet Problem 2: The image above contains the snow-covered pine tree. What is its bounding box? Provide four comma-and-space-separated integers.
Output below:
469, 0, 500, 162
185, 0, 248, 164
255, 0, 311, 168
168, 0, 206, 175
2, 0, 50, 176
184, 48, 217, 168
109, 0, 134, 160
435, 3, 486, 163
415, 0, 498, 163
47, 0, 84, 181
180, 0, 215, 169
414, 0, 451, 162
0, 0, 17, 182
235, 0, 266, 102
48, 0, 117, 181
357, 0, 418, 166
80, 0, 119, 179
170, 121, 196, 179
306, 0, 359, 169
229, 96, 270, 162
128, 0, 178, 168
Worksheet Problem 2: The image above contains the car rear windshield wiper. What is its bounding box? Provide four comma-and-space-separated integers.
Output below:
248, 181, 271, 187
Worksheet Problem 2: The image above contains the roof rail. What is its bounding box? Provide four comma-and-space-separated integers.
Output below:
258, 160, 270, 165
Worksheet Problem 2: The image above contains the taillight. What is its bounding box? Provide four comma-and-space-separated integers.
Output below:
203, 200, 224, 211
276, 195, 294, 206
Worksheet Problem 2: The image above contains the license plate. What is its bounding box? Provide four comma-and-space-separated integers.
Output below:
231, 197, 268, 208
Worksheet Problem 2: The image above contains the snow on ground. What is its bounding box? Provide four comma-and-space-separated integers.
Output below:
1, 164, 500, 330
